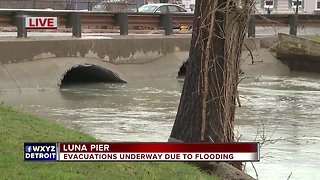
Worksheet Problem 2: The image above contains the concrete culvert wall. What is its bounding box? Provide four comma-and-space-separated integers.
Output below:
176, 49, 292, 79
59, 64, 127, 87
0, 57, 127, 90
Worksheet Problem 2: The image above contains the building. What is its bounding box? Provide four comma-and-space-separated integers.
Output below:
144, 0, 320, 14
255, 0, 320, 14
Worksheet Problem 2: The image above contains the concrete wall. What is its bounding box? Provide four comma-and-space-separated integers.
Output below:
0, 36, 277, 65
0, 57, 126, 89
305, 0, 318, 13
0, 36, 191, 65
0, 36, 280, 89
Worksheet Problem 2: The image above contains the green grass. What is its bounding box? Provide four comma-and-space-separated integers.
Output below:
308, 36, 320, 43
0, 104, 218, 180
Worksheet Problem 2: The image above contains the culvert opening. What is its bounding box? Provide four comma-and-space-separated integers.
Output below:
177, 58, 188, 78
59, 64, 126, 87
177, 59, 244, 78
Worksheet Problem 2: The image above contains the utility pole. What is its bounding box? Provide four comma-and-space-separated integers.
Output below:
290, 0, 299, 35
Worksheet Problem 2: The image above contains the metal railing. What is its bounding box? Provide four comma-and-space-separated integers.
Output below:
0, 9, 319, 38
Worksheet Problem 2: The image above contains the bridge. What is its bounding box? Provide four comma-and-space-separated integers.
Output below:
0, 9, 320, 37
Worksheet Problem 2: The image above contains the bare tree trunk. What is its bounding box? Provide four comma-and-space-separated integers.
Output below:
170, 0, 252, 147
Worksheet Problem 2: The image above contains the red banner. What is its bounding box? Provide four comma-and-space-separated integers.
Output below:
59, 142, 259, 153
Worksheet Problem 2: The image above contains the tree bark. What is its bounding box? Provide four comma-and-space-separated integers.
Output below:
170, 0, 252, 143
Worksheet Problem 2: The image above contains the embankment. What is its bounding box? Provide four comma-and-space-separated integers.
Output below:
0, 104, 218, 179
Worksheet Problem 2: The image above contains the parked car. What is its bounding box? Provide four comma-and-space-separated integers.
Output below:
138, 3, 189, 13
138, 3, 192, 30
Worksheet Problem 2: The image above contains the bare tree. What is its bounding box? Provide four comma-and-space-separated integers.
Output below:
170, 0, 253, 169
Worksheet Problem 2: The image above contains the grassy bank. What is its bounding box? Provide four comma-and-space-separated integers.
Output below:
309, 36, 320, 43
0, 104, 218, 180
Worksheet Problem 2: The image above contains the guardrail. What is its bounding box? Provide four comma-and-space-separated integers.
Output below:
0, 9, 319, 38
248, 14, 320, 36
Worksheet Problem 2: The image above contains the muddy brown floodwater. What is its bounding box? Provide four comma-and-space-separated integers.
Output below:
0, 59, 319, 180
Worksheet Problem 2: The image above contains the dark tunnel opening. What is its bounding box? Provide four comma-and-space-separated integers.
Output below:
177, 58, 188, 78
177, 58, 244, 78
59, 64, 126, 87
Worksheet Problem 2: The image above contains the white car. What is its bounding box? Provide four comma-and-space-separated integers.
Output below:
138, 3, 189, 13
